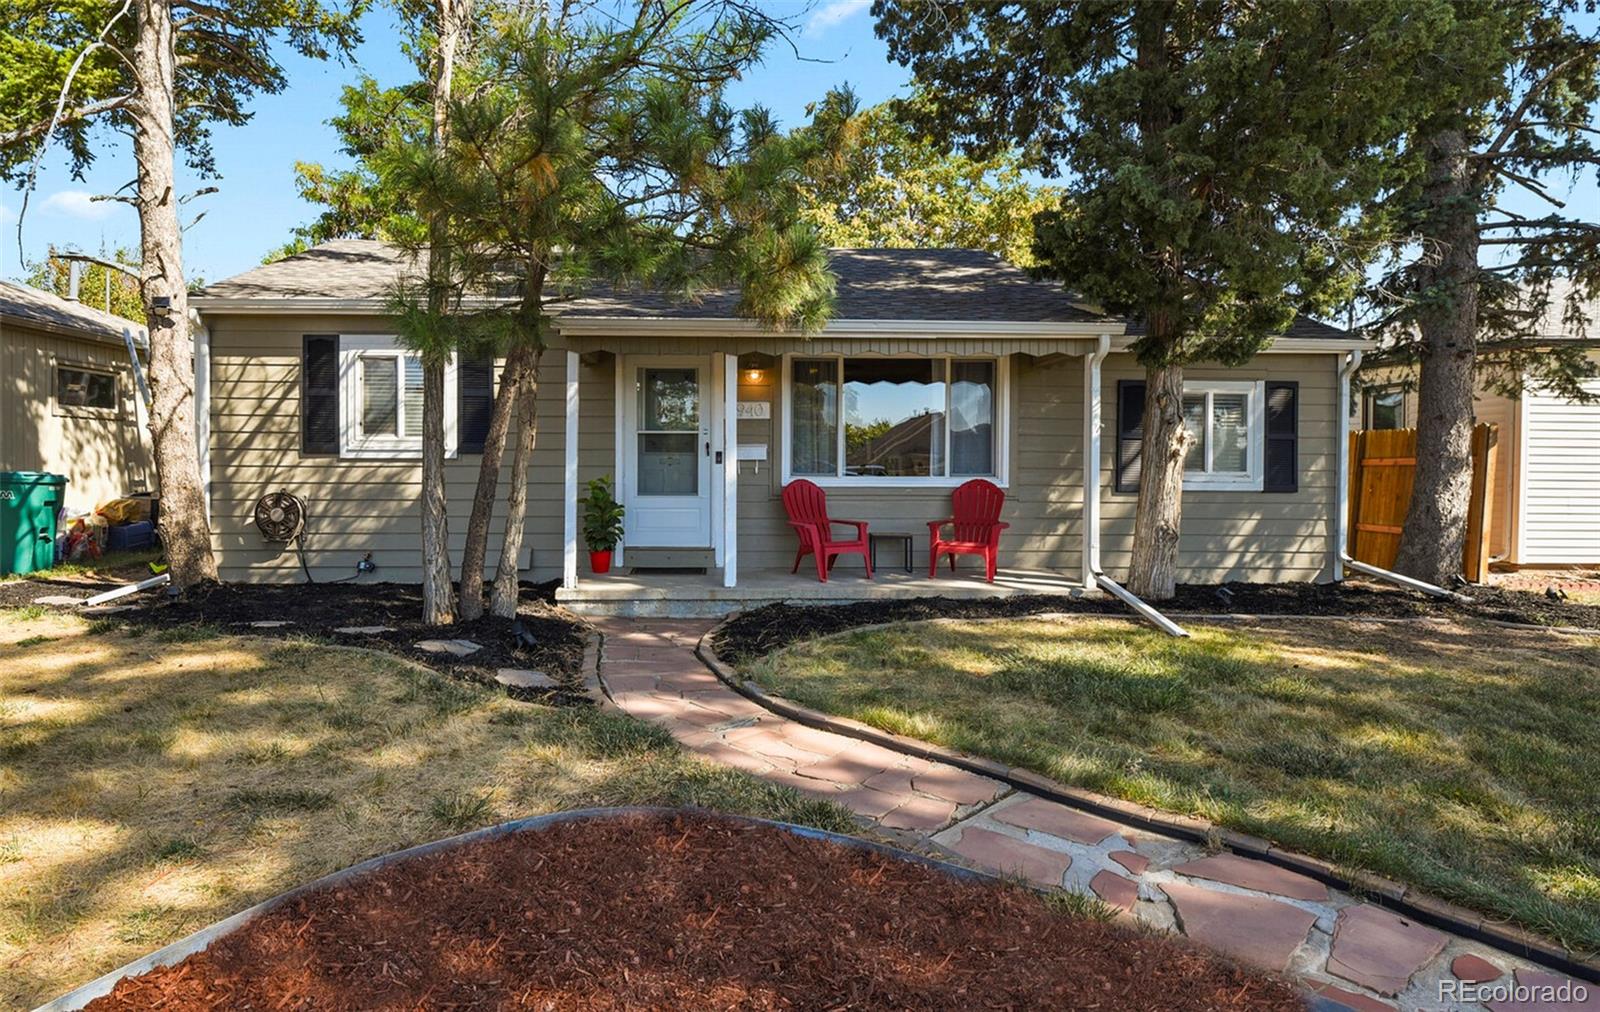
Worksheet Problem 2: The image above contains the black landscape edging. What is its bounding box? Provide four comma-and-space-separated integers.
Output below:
695, 616, 1600, 984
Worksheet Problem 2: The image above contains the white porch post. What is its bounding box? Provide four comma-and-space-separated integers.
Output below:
723, 352, 739, 587
563, 349, 579, 590
1082, 334, 1110, 589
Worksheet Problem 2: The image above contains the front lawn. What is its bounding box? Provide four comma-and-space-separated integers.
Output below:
0, 611, 851, 1009
742, 615, 1600, 953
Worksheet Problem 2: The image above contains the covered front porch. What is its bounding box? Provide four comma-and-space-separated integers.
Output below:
554, 564, 1088, 617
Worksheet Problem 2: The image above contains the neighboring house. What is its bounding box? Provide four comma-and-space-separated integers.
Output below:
0, 280, 153, 512
189, 240, 1369, 607
1357, 287, 1600, 566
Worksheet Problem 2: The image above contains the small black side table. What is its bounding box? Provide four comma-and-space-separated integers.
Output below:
869, 531, 914, 573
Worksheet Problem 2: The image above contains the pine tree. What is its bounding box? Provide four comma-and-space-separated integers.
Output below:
875, 0, 1454, 597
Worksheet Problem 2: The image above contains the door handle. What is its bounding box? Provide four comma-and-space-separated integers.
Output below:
705, 440, 711, 457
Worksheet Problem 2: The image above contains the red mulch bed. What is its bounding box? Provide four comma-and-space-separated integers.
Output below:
84, 812, 1305, 1010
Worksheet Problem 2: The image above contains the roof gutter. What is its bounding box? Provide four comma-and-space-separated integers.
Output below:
1081, 332, 1189, 638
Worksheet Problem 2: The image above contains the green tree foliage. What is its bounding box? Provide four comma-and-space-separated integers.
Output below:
874, 0, 1451, 597
0, 0, 365, 590
295, 2, 839, 617
0, 0, 365, 182
1356, 2, 1600, 584
23, 245, 143, 322
797, 93, 1060, 265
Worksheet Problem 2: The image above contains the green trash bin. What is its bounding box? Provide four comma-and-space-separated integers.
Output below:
0, 471, 68, 576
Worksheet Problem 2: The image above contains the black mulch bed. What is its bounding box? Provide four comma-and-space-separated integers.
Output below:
0, 575, 123, 610
112, 581, 592, 704
713, 579, 1600, 662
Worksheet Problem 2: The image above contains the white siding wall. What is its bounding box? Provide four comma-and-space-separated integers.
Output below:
1520, 358, 1600, 563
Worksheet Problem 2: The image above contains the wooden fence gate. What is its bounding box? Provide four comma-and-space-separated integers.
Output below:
1347, 424, 1498, 582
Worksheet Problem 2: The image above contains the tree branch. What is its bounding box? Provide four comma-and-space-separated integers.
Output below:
1477, 48, 1600, 165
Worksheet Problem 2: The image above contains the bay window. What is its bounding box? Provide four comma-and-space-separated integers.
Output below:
786, 355, 1005, 484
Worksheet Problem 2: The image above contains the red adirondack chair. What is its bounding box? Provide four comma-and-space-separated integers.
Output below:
928, 479, 1009, 582
782, 479, 873, 582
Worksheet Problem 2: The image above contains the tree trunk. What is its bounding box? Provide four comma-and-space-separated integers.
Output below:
1394, 127, 1479, 586
418, 0, 470, 626
131, 0, 216, 589
456, 343, 531, 620
489, 350, 542, 618
1124, 5, 1187, 601
1127, 360, 1189, 599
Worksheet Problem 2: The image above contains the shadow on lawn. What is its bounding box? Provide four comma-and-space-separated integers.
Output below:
750, 615, 1600, 954
0, 617, 848, 1008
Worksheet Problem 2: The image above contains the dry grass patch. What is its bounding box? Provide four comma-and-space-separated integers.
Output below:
745, 615, 1600, 954
0, 610, 851, 1009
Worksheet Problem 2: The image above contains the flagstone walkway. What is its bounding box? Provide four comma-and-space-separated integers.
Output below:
591, 618, 1595, 1012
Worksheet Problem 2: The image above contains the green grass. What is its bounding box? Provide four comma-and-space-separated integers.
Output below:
746, 616, 1600, 954
0, 613, 856, 1008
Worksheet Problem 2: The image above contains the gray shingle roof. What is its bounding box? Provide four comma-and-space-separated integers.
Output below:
0, 279, 142, 344
195, 238, 1351, 338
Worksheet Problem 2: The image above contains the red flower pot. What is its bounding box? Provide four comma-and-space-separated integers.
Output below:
589, 550, 613, 575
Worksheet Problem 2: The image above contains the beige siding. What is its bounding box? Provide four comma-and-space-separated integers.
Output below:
206, 313, 579, 583
207, 314, 1341, 586
1099, 354, 1339, 584
0, 319, 151, 510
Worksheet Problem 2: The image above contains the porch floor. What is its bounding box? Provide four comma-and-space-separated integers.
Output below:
555, 565, 1086, 617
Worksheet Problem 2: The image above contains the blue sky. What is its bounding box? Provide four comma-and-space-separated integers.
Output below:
2, 0, 1594, 289
0, 0, 899, 286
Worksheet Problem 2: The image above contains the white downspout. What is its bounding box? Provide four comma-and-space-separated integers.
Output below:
1333, 350, 1360, 582
1081, 334, 1110, 591
1082, 333, 1189, 638
191, 311, 211, 526
1336, 348, 1469, 602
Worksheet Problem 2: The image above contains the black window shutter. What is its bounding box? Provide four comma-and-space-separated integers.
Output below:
1264, 381, 1299, 493
458, 356, 495, 454
1115, 380, 1146, 494
301, 335, 339, 455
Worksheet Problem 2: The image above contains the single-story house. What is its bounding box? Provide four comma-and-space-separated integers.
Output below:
189, 239, 1371, 612
1357, 286, 1600, 567
0, 279, 153, 512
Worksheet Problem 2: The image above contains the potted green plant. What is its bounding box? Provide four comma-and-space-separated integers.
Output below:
581, 475, 625, 574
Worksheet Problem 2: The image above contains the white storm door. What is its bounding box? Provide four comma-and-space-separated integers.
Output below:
623, 358, 713, 547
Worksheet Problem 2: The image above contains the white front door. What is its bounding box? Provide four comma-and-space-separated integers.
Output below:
622, 357, 713, 548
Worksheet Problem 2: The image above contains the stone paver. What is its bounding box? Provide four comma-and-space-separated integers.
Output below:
1312, 982, 1395, 1012
1162, 880, 1317, 972
33, 594, 84, 606
248, 620, 293, 628
991, 796, 1123, 845
1327, 905, 1448, 997
415, 638, 482, 657
947, 826, 1071, 887
1485, 969, 1600, 1012
1110, 850, 1150, 875
912, 765, 1003, 805
1090, 870, 1138, 912
588, 617, 1580, 1012
1451, 954, 1504, 983
334, 624, 395, 634
1171, 852, 1328, 902
495, 668, 556, 689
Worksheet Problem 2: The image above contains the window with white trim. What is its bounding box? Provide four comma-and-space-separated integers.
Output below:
1181, 380, 1264, 491
785, 355, 1006, 484
338, 335, 458, 458
55, 365, 118, 412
